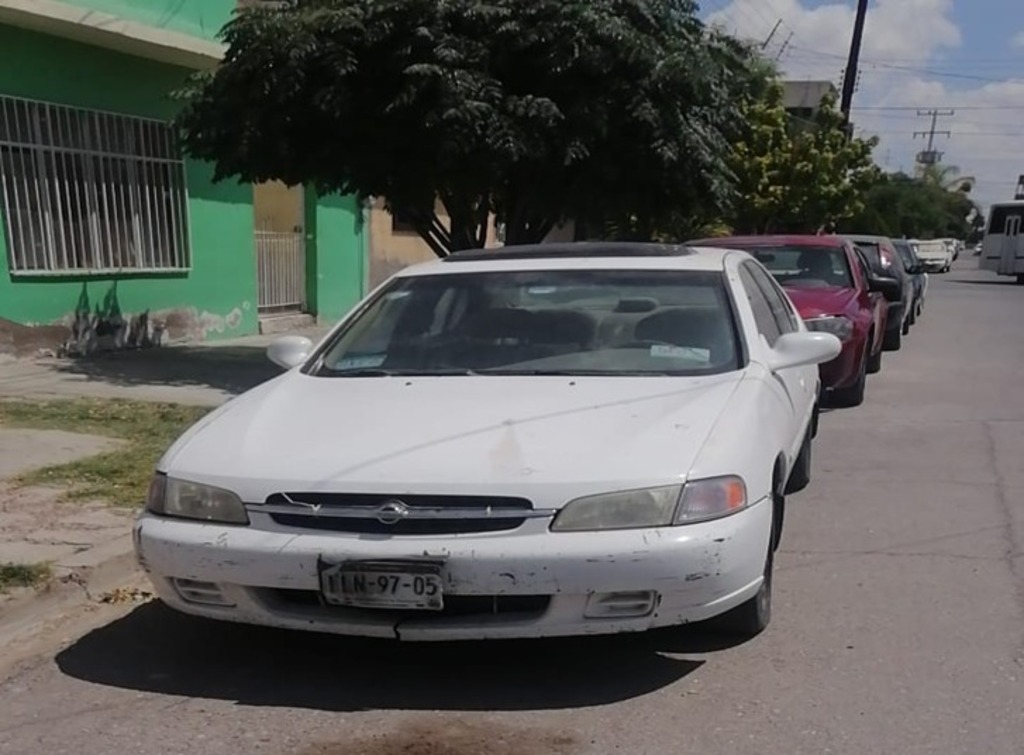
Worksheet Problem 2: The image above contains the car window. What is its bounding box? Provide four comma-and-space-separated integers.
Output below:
742, 245, 854, 289
854, 242, 885, 274
311, 269, 742, 377
745, 262, 799, 335
849, 246, 871, 285
737, 264, 782, 346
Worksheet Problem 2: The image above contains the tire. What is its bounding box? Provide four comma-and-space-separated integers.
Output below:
866, 341, 883, 374
785, 428, 812, 495
718, 536, 774, 638
883, 326, 902, 352
902, 317, 911, 336
1016, 274, 1024, 286
831, 352, 867, 408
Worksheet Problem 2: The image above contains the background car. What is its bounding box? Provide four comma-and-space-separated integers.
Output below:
911, 238, 953, 273
845, 234, 914, 351
891, 238, 927, 325
691, 235, 898, 407
134, 242, 841, 642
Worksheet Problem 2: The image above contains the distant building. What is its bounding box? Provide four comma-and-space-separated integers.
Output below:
782, 80, 839, 121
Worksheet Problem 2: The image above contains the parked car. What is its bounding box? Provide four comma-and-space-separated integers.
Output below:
911, 238, 953, 273
689, 235, 898, 407
845, 235, 914, 351
891, 238, 927, 325
133, 242, 841, 641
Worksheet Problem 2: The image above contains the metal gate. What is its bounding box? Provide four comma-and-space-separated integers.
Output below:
253, 181, 306, 313
255, 228, 306, 312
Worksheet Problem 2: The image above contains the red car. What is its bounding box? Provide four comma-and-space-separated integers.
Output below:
690, 235, 900, 407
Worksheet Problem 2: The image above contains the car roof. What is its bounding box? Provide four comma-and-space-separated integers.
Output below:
396, 242, 739, 277
690, 234, 847, 248
845, 234, 892, 243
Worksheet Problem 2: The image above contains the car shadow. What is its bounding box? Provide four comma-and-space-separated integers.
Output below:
53, 602, 740, 711
49, 346, 282, 395
947, 278, 1020, 286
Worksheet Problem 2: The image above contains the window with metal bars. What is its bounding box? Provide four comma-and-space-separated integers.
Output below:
0, 96, 190, 275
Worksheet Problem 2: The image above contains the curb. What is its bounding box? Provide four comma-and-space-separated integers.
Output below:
0, 534, 140, 649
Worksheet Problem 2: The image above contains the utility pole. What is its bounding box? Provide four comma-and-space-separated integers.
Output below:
774, 32, 794, 62
840, 0, 870, 123
761, 19, 782, 51
913, 109, 954, 166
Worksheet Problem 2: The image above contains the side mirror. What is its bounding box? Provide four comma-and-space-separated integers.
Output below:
868, 275, 902, 303
767, 332, 842, 372
267, 335, 314, 370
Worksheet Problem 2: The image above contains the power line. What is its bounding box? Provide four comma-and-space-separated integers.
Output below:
854, 105, 1024, 111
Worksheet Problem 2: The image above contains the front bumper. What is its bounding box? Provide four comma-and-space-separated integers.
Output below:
919, 259, 947, 272
818, 340, 862, 390
133, 501, 771, 641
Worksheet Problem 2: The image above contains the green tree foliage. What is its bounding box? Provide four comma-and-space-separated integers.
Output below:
726, 89, 880, 234
176, 0, 758, 255
845, 168, 978, 240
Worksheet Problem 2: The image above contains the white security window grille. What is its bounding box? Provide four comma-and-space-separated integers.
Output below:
0, 96, 190, 275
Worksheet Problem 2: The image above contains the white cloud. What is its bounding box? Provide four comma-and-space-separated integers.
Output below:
706, 0, 1022, 210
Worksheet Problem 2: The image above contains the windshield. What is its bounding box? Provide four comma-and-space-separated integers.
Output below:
853, 242, 884, 271
892, 241, 917, 270
742, 245, 854, 289
310, 270, 741, 377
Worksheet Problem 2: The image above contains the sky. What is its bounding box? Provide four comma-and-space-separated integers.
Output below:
700, 0, 1024, 211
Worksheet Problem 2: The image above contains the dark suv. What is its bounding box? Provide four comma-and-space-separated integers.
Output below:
845, 235, 914, 351
891, 238, 927, 326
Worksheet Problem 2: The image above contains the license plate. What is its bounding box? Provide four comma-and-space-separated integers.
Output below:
319, 559, 444, 611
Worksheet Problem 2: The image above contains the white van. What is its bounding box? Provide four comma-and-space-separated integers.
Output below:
979, 201, 1024, 284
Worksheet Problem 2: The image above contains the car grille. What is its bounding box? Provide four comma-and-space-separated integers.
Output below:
257, 492, 544, 535
263, 588, 551, 620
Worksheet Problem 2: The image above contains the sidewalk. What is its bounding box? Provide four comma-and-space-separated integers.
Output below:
0, 325, 329, 407
0, 427, 136, 645
0, 325, 328, 646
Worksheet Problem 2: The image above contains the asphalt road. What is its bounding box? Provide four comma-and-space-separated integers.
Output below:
2, 259, 1022, 755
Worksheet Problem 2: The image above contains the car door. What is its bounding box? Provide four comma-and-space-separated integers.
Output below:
737, 262, 813, 460
851, 245, 886, 349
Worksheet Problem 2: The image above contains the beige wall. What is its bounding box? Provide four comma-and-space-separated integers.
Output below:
253, 181, 304, 233
367, 198, 500, 288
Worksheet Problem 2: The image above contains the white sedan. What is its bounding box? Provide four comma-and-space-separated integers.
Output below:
134, 243, 840, 641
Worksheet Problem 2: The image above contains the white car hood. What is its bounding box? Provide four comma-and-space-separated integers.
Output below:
163, 372, 743, 504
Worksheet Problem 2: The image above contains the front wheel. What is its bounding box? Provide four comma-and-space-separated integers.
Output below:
1016, 274, 1024, 286
717, 543, 773, 638
831, 352, 867, 407
883, 326, 902, 352
866, 338, 883, 375
785, 428, 812, 495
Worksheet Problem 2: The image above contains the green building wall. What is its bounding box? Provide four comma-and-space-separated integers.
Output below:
0, 20, 366, 347
61, 0, 236, 42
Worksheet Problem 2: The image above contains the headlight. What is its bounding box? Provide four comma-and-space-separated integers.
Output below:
674, 476, 748, 523
550, 476, 747, 532
804, 315, 853, 341
146, 473, 249, 525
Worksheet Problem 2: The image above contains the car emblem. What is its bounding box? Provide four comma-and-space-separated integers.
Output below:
376, 500, 410, 525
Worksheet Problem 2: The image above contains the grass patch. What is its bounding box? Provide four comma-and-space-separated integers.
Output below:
0, 398, 209, 507
0, 562, 53, 593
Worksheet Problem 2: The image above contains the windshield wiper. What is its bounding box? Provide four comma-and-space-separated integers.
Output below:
480, 369, 670, 377
322, 368, 481, 378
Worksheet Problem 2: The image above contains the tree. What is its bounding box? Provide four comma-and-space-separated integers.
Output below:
725, 89, 880, 234
176, 0, 758, 256
844, 170, 979, 240
918, 162, 976, 194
